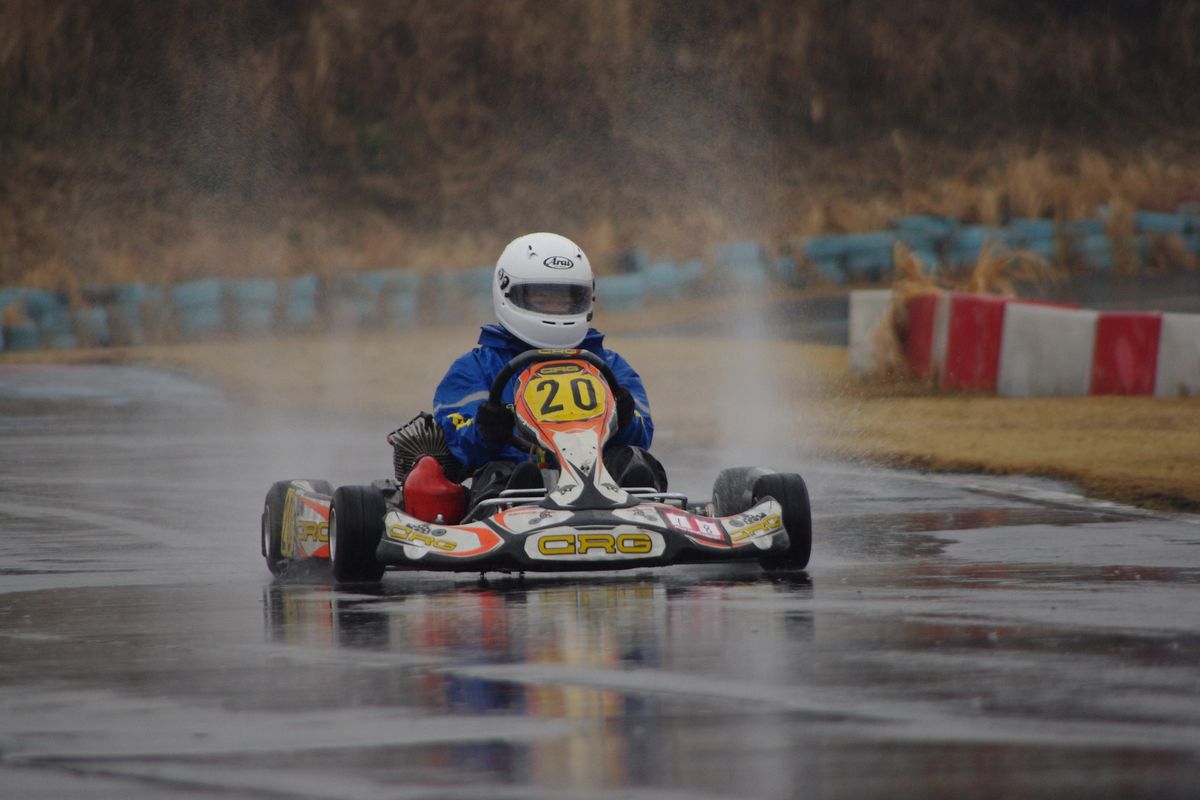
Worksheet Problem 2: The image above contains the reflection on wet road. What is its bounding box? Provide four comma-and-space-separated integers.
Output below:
1, 365, 1198, 799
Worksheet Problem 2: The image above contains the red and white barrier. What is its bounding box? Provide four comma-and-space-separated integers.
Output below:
997, 303, 1098, 397
942, 294, 1010, 392
848, 289, 893, 375
903, 293, 949, 380
848, 289, 1200, 397
1091, 312, 1162, 395
1155, 312, 1200, 397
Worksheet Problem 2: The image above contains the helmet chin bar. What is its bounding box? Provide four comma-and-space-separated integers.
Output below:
497, 301, 589, 349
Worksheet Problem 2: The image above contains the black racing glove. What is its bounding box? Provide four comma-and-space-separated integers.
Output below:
476, 400, 515, 443
614, 386, 636, 430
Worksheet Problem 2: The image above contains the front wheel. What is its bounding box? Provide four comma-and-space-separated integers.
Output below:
752, 473, 812, 571
329, 485, 386, 584
711, 466, 776, 515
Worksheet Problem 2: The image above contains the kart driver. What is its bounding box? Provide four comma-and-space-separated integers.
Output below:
433, 232, 667, 505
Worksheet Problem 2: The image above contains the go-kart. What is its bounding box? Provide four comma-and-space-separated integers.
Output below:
261, 349, 812, 584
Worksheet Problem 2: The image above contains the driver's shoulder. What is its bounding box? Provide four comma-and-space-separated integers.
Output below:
468, 341, 520, 377
596, 344, 633, 369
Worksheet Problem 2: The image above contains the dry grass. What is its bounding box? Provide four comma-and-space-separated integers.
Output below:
829, 392, 1200, 513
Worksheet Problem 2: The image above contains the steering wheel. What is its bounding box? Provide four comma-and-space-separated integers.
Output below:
487, 349, 622, 451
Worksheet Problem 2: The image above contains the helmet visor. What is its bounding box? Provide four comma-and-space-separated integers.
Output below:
507, 283, 591, 315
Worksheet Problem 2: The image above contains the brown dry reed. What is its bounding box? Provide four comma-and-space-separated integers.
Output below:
3, 1, 1200, 287
870, 240, 1061, 378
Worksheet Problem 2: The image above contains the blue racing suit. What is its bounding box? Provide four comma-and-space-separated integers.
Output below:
433, 324, 653, 470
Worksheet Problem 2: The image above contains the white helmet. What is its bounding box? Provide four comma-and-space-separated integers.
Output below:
493, 232, 594, 348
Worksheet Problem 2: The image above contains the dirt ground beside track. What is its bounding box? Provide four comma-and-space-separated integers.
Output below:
8, 314, 1197, 512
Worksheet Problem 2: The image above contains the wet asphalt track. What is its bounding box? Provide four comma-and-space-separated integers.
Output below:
2, 364, 1199, 799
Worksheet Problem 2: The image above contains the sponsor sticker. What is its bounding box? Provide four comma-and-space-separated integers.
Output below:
285, 488, 333, 558
543, 256, 575, 269
387, 523, 457, 552
526, 529, 665, 560
297, 519, 329, 544
382, 513, 505, 559
662, 511, 725, 541
495, 506, 572, 533
537, 363, 582, 376
727, 514, 783, 544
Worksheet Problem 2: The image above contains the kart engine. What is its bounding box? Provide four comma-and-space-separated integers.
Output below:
386, 412, 464, 483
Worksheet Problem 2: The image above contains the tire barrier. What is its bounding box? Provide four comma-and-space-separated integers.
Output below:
642, 261, 684, 300
850, 289, 1200, 397
461, 265, 495, 301
607, 258, 706, 303
423, 267, 490, 323
802, 232, 898, 285
171, 278, 225, 339
1063, 222, 1115, 271
948, 225, 1026, 266
28, 290, 77, 349
329, 274, 380, 329
596, 273, 646, 312
794, 206, 1200, 287
286, 275, 319, 331
677, 259, 705, 290
0, 288, 75, 350
1135, 211, 1190, 235
359, 269, 420, 327
109, 282, 149, 345
228, 278, 279, 335
4, 207, 1198, 354
1009, 218, 1057, 261
713, 241, 772, 287
3, 321, 37, 352
73, 306, 111, 347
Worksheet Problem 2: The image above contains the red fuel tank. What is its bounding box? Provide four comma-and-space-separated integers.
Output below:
403, 455, 467, 524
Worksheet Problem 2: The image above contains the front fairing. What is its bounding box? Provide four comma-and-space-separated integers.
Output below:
375, 497, 788, 572
510, 356, 631, 510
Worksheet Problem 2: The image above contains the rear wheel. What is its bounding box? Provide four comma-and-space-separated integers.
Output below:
752, 473, 812, 571
711, 466, 776, 515
330, 485, 387, 584
261, 479, 332, 576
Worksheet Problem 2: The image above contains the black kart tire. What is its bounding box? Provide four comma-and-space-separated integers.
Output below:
752, 473, 813, 571
330, 485, 387, 584
711, 466, 777, 516
262, 479, 333, 576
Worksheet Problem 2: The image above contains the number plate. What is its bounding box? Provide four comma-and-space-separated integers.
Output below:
522, 364, 608, 423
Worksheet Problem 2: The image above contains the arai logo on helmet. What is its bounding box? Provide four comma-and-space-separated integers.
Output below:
543, 256, 575, 270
